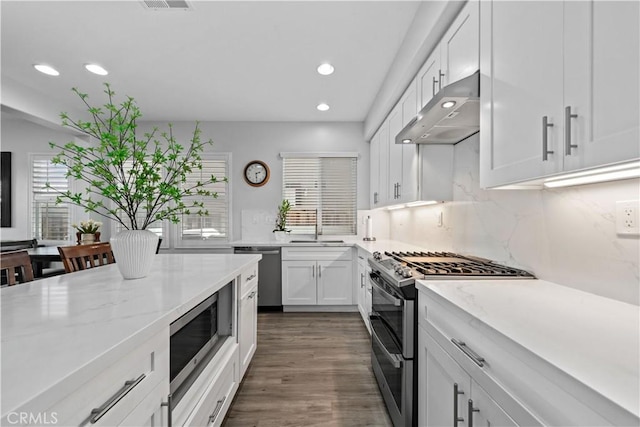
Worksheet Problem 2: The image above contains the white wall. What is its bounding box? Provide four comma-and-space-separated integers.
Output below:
139, 121, 369, 241
0, 116, 89, 242
387, 134, 640, 305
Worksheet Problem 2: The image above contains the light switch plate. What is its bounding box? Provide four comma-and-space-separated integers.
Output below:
616, 200, 640, 236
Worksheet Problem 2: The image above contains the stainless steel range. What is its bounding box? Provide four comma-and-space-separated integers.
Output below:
368, 251, 534, 427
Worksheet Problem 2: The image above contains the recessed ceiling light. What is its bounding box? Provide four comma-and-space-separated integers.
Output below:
317, 63, 335, 76
34, 64, 59, 76
441, 101, 456, 109
317, 103, 330, 111
85, 63, 109, 76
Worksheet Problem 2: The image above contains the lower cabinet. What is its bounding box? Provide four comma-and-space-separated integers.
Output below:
44, 329, 169, 427
356, 249, 372, 332
238, 279, 258, 378
418, 326, 518, 427
281, 247, 353, 306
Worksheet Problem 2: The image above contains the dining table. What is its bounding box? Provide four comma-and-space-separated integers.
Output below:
27, 246, 63, 277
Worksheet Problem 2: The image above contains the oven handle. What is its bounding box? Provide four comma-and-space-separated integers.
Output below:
371, 326, 403, 369
369, 274, 402, 307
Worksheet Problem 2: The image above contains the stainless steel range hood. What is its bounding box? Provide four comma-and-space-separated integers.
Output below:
396, 70, 479, 144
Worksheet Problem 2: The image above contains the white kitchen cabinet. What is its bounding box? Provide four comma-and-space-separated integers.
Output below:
370, 122, 389, 208
419, 324, 522, 427
43, 330, 169, 427
281, 247, 353, 307
417, 0, 479, 110
356, 249, 372, 333
238, 279, 258, 378
387, 103, 404, 204
480, 0, 639, 188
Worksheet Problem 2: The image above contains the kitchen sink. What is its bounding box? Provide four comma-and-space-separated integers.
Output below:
290, 240, 345, 244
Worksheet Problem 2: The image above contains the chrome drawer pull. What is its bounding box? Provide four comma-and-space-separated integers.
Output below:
453, 383, 464, 426
90, 374, 146, 423
161, 393, 173, 427
542, 115, 554, 161
451, 339, 485, 367
468, 399, 480, 427
246, 273, 256, 282
248, 290, 257, 299
208, 395, 227, 424
565, 105, 578, 155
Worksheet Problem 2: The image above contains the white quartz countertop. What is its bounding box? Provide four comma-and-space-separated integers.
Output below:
231, 238, 426, 254
416, 279, 640, 419
1, 253, 261, 417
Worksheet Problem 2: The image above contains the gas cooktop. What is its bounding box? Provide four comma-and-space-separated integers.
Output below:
369, 250, 535, 287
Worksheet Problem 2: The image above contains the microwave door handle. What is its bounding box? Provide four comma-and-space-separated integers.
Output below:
371, 328, 403, 369
369, 276, 403, 307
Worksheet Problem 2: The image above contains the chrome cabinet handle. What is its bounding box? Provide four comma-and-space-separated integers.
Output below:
90, 374, 146, 423
454, 383, 464, 426
542, 116, 554, 161
451, 339, 485, 367
246, 273, 256, 282
373, 191, 378, 204
318, 265, 322, 278
439, 69, 445, 90
397, 183, 401, 198
312, 265, 315, 278
247, 290, 257, 299
432, 76, 439, 96
360, 273, 365, 288
468, 399, 480, 427
208, 395, 227, 424
371, 328, 403, 368
161, 394, 173, 427
565, 106, 578, 155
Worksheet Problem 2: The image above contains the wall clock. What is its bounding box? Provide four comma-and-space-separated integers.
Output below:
243, 160, 270, 187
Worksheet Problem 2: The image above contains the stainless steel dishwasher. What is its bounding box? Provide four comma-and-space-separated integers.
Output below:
233, 246, 282, 311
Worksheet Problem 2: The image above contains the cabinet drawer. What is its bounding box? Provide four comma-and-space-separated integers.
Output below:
184, 348, 238, 427
418, 288, 619, 426
239, 263, 259, 296
49, 329, 169, 427
282, 246, 352, 261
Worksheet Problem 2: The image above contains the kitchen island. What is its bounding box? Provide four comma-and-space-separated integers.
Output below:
1, 253, 261, 426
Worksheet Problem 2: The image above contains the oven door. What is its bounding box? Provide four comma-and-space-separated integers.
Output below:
369, 271, 414, 358
371, 315, 413, 427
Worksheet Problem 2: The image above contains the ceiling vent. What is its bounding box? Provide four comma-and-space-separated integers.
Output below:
141, 0, 191, 10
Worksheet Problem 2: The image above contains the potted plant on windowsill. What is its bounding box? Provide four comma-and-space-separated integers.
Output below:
273, 199, 291, 242
49, 83, 226, 279
73, 219, 102, 245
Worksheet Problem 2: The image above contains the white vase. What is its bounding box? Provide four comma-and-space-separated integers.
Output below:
81, 233, 96, 244
273, 231, 287, 242
110, 230, 159, 280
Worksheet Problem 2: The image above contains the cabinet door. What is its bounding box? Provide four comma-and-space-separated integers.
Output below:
419, 326, 471, 427
377, 121, 390, 205
479, 0, 564, 188
238, 283, 258, 378
317, 260, 353, 305
357, 257, 368, 324
400, 81, 419, 203
387, 104, 403, 203
441, 0, 479, 87
563, 0, 640, 171
469, 379, 518, 427
417, 48, 442, 109
282, 261, 317, 305
370, 130, 381, 208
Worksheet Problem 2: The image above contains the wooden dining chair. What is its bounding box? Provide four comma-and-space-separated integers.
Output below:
58, 242, 115, 273
0, 250, 35, 285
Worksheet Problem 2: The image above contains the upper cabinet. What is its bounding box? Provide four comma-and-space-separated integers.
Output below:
417, 0, 479, 110
480, 0, 640, 188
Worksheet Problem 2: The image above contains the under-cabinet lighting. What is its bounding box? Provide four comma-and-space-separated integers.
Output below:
317, 103, 330, 111
441, 101, 456, 109
543, 162, 640, 188
406, 200, 439, 208
34, 64, 59, 76
387, 204, 405, 210
402, 139, 412, 144
84, 63, 109, 75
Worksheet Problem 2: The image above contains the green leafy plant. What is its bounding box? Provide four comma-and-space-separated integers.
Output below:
273, 199, 291, 232
72, 219, 102, 234
49, 83, 226, 230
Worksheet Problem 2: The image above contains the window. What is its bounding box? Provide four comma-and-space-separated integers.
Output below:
30, 154, 70, 241
178, 155, 229, 245
282, 154, 357, 235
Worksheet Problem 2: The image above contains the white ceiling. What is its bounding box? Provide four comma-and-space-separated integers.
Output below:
1, 1, 421, 123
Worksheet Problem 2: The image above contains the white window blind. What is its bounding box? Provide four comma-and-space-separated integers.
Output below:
31, 155, 70, 240
179, 156, 229, 243
283, 156, 357, 235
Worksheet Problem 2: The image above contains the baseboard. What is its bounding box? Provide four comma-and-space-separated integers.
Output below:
283, 305, 359, 313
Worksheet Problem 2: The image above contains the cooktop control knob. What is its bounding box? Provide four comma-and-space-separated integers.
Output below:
402, 268, 413, 278
373, 251, 382, 261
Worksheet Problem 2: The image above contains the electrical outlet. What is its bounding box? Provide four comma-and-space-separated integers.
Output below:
437, 211, 443, 227
616, 200, 640, 236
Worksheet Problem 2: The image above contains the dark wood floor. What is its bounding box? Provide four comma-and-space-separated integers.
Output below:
222, 312, 393, 427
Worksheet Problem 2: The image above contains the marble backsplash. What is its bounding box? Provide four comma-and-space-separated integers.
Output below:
387, 135, 640, 305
